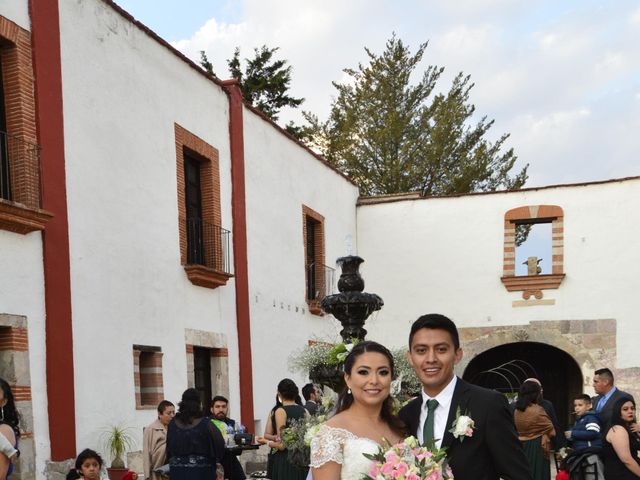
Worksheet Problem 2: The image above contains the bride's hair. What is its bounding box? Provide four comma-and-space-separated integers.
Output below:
336, 341, 406, 435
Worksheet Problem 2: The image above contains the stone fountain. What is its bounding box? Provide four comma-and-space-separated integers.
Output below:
310, 255, 383, 391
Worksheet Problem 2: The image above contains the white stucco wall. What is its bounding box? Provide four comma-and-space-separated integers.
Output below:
0, 230, 49, 476
243, 111, 359, 430
357, 179, 640, 367
0, 0, 29, 30
58, 0, 238, 457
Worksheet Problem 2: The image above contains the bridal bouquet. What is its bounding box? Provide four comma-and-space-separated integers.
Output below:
363, 436, 453, 480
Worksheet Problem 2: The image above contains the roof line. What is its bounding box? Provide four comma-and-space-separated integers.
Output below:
103, 0, 357, 187
357, 175, 640, 205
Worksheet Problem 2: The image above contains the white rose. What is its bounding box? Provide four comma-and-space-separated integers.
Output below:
453, 415, 474, 437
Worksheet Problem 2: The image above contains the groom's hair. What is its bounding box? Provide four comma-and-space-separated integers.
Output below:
409, 313, 460, 350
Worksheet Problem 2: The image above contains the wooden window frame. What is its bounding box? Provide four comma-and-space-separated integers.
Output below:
302, 205, 325, 315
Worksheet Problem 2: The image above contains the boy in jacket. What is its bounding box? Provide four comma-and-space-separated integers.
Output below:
565, 394, 603, 451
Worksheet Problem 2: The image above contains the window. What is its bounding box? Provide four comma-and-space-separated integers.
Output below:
133, 345, 164, 409
175, 124, 232, 288
501, 205, 565, 300
0, 16, 51, 234
515, 222, 552, 276
302, 205, 327, 315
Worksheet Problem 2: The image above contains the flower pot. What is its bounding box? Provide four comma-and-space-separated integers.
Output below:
107, 467, 130, 480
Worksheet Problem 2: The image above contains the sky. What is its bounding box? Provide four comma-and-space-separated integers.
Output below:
114, 0, 640, 188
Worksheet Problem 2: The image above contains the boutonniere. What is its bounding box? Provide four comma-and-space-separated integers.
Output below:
449, 406, 475, 442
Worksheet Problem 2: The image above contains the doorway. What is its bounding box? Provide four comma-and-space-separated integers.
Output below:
462, 341, 583, 431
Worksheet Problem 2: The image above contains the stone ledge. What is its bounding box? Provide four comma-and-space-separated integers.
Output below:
501, 273, 565, 299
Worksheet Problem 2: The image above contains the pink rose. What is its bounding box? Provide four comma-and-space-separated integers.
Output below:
394, 462, 409, 477
384, 451, 399, 464
466, 427, 474, 437
369, 463, 381, 478
406, 474, 420, 480
380, 461, 395, 476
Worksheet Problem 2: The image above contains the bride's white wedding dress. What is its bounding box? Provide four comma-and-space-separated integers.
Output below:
309, 424, 380, 480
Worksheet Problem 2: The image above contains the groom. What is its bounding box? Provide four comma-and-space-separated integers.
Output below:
399, 314, 532, 480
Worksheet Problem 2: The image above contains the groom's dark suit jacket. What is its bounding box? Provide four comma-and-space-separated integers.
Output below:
592, 387, 634, 430
399, 378, 532, 480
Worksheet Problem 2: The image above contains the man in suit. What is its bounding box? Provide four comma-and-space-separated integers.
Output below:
302, 383, 321, 415
399, 313, 532, 480
591, 367, 634, 429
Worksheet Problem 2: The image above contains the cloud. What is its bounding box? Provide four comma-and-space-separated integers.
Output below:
166, 0, 640, 186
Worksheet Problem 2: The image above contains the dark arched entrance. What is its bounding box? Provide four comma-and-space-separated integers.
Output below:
462, 342, 582, 431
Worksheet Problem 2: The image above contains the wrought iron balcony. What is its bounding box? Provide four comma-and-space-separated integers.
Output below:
186, 217, 231, 274
0, 130, 42, 209
306, 262, 335, 303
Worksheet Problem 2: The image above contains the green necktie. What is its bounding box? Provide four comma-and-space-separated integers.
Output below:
422, 399, 439, 447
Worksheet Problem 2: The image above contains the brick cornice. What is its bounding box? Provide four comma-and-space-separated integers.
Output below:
0, 199, 53, 234
184, 264, 233, 289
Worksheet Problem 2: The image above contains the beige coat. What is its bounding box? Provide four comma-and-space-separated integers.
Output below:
143, 419, 167, 480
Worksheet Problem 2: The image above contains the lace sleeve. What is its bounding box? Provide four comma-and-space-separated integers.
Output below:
310, 425, 347, 468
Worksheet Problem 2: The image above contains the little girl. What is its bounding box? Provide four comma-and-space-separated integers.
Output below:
66, 449, 104, 480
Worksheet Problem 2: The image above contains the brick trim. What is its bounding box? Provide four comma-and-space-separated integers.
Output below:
133, 347, 164, 408
10, 385, 31, 401
302, 205, 326, 315
0, 326, 28, 351
175, 123, 231, 289
0, 15, 52, 232
211, 348, 229, 357
501, 205, 565, 299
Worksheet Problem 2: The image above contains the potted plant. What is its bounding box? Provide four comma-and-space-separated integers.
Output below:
101, 424, 135, 480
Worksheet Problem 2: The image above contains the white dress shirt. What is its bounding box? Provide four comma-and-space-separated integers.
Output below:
418, 376, 457, 449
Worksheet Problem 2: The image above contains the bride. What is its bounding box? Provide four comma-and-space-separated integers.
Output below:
310, 341, 405, 479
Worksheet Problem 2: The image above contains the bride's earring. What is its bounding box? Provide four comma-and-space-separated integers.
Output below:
347, 388, 352, 395
0, 406, 3, 421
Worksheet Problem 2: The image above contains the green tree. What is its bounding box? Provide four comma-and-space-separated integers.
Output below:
200, 47, 304, 123
304, 35, 528, 196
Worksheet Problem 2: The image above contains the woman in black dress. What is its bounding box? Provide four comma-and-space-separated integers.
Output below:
603, 397, 640, 479
166, 389, 225, 480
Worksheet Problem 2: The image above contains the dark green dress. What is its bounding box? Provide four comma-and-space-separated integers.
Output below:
271, 405, 308, 480
521, 437, 550, 480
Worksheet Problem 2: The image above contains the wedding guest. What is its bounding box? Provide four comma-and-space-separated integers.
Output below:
522, 378, 565, 450
0, 379, 20, 480
210, 396, 235, 428
514, 380, 556, 480
66, 449, 105, 480
302, 384, 322, 416
143, 400, 174, 480
258, 379, 308, 480
255, 396, 282, 479
564, 394, 603, 478
209, 396, 246, 480
602, 397, 640, 479
166, 389, 225, 480
592, 368, 634, 430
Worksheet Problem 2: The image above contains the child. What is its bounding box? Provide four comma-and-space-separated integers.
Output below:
564, 394, 604, 479
565, 394, 602, 451
67, 449, 104, 480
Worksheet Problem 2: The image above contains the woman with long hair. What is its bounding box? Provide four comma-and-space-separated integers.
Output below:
165, 389, 225, 480
602, 397, 640, 479
0, 378, 20, 480
513, 380, 555, 480
310, 341, 404, 480
259, 379, 308, 480
255, 395, 283, 479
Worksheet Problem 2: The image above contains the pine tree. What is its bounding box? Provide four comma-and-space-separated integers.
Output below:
304, 34, 528, 196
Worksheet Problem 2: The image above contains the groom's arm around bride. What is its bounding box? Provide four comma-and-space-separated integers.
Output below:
398, 314, 532, 480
